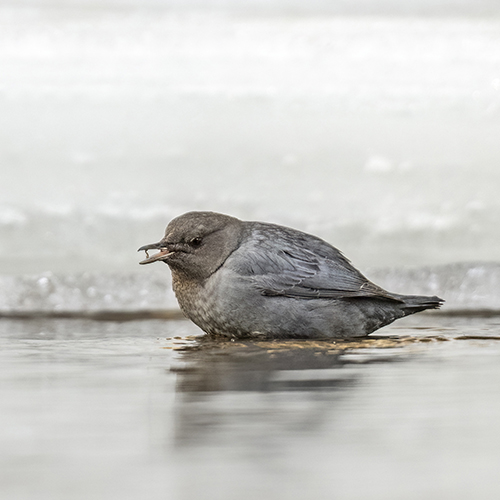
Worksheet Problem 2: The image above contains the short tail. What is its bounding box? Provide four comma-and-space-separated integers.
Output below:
399, 294, 444, 315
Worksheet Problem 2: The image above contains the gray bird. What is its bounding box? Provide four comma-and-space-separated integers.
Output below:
138, 211, 443, 339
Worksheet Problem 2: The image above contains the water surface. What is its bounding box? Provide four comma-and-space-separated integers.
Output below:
1, 315, 499, 499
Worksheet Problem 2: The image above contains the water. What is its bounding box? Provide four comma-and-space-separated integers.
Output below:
1, 314, 500, 500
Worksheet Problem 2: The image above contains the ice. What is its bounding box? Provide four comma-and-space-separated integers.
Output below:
0, 5, 499, 310
1, 195, 499, 274
369, 262, 500, 312
0, 270, 178, 314
0, 263, 498, 315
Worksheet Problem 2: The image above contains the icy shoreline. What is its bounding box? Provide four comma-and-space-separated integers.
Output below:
0, 262, 498, 316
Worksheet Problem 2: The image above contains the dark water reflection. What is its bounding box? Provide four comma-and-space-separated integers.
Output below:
173, 337, 415, 446
1, 316, 500, 500
172, 318, 500, 500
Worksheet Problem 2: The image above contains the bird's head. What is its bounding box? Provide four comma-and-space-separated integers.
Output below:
138, 211, 243, 280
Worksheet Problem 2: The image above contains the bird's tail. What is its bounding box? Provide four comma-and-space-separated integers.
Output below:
398, 294, 444, 315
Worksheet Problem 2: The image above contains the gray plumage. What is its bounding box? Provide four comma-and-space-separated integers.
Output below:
138, 211, 444, 339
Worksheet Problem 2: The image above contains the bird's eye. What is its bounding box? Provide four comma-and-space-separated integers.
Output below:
189, 237, 203, 247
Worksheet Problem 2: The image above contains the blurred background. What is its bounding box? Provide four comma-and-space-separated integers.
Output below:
1, 0, 500, 311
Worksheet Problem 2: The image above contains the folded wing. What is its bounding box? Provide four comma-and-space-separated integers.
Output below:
233, 223, 403, 302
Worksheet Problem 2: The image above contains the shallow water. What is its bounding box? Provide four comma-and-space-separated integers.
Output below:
1, 314, 500, 500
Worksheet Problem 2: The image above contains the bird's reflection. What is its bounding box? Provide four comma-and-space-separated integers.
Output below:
171, 336, 418, 447
175, 338, 358, 392
173, 336, 419, 391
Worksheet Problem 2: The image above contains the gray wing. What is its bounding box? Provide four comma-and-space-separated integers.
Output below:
231, 223, 402, 302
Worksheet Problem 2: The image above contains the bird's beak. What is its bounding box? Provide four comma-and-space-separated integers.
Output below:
137, 241, 173, 265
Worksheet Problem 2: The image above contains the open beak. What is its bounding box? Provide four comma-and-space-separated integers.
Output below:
137, 241, 173, 265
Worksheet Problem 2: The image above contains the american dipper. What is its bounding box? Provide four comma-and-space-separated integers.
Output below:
138, 211, 443, 338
